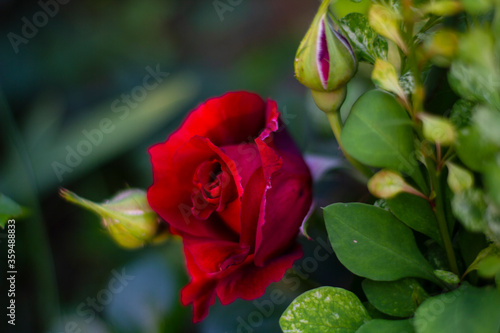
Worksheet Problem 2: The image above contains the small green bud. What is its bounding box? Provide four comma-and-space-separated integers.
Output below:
433, 269, 460, 285
372, 59, 406, 101
295, 0, 357, 92
60, 188, 163, 249
368, 169, 426, 199
446, 162, 474, 193
369, 4, 407, 54
419, 113, 457, 146
310, 86, 347, 114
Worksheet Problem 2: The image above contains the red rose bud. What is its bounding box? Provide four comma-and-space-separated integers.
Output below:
60, 188, 163, 249
295, 0, 357, 92
147, 92, 313, 322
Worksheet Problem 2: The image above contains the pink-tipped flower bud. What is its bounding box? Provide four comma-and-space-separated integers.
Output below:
295, 0, 357, 93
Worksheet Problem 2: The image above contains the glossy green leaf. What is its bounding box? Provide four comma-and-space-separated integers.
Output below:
324, 203, 438, 283
455, 125, 498, 172
414, 284, 500, 333
341, 90, 415, 174
280, 287, 371, 333
362, 278, 428, 317
0, 193, 25, 228
387, 193, 442, 246
356, 319, 414, 333
340, 13, 388, 63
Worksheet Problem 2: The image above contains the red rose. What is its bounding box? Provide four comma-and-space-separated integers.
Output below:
147, 91, 312, 322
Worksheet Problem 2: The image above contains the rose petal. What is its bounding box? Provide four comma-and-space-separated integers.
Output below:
148, 136, 240, 238
239, 167, 265, 249
215, 244, 302, 305
180, 249, 217, 322
167, 92, 267, 153
183, 237, 250, 273
254, 128, 313, 267
316, 16, 330, 90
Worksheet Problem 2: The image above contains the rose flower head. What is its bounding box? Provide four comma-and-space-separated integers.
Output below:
147, 91, 313, 322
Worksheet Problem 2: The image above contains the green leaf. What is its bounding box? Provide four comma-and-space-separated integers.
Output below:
0, 193, 25, 228
484, 162, 500, 208
280, 287, 371, 333
362, 278, 428, 317
448, 61, 500, 109
341, 90, 415, 174
387, 193, 442, 246
425, 242, 452, 271
331, 0, 372, 18
455, 125, 498, 172
414, 284, 500, 333
461, 0, 494, 15
362, 302, 393, 320
356, 319, 414, 333
473, 106, 500, 146
477, 256, 500, 278
450, 99, 474, 129
399, 71, 416, 96
485, 204, 500, 243
452, 189, 488, 233
464, 243, 500, 278
340, 13, 388, 63
458, 230, 489, 276
324, 203, 438, 283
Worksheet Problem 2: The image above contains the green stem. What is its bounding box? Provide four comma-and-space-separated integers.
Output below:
426, 157, 459, 276
326, 111, 374, 179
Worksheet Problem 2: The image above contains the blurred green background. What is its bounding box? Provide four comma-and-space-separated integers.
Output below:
0, 0, 371, 332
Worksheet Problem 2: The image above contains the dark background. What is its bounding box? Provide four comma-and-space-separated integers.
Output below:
0, 1, 370, 332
